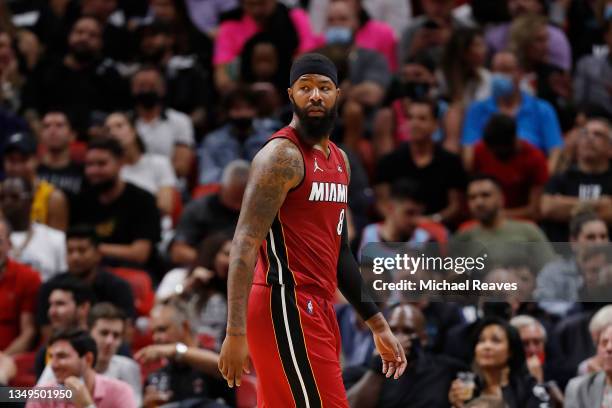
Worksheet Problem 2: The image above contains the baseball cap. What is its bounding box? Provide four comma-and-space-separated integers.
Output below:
4, 132, 37, 156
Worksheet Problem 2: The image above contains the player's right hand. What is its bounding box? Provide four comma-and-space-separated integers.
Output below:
218, 333, 251, 388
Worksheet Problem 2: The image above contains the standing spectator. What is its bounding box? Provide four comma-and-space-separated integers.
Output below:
213, 0, 321, 92
375, 97, 467, 226
1, 177, 66, 282
398, 0, 473, 65
36, 225, 136, 331
4, 132, 69, 231
454, 175, 556, 269
170, 160, 248, 265
471, 114, 549, 221
0, 217, 40, 355
440, 27, 491, 152
448, 318, 550, 407
462, 51, 563, 172
137, 20, 212, 133
38, 303, 142, 407
22, 16, 129, 136
574, 19, 612, 119
136, 300, 231, 408
132, 66, 195, 181
485, 0, 572, 71
345, 304, 466, 407
198, 88, 268, 185
37, 111, 85, 199
540, 117, 612, 242
565, 323, 612, 408
71, 138, 161, 270
26, 329, 137, 408
105, 112, 177, 216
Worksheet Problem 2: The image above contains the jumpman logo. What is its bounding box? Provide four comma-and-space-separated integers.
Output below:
314, 158, 324, 173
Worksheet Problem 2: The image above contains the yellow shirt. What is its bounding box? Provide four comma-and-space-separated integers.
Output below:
31, 180, 54, 225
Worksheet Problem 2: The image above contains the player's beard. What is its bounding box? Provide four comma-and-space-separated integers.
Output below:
290, 97, 338, 143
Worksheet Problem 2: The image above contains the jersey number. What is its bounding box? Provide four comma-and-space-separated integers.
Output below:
337, 209, 345, 235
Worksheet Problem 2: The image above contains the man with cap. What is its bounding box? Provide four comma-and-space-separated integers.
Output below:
218, 53, 406, 407
3, 132, 68, 231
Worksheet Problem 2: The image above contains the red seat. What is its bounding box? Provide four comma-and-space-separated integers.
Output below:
236, 374, 258, 408
109, 268, 155, 317
171, 188, 183, 226
191, 183, 221, 199
9, 352, 36, 387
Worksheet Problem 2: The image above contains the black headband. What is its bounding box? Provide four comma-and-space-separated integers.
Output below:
289, 53, 338, 87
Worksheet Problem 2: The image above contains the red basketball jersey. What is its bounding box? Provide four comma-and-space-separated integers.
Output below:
252, 126, 349, 299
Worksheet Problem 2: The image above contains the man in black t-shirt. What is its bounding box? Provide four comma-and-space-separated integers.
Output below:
375, 98, 467, 227
169, 160, 249, 265
541, 117, 612, 241
345, 304, 465, 408
37, 111, 84, 199
71, 138, 160, 269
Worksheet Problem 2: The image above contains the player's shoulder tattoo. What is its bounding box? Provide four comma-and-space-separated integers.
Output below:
254, 137, 304, 189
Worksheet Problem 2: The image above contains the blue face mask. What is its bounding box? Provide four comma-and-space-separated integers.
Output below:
325, 26, 353, 45
491, 73, 515, 99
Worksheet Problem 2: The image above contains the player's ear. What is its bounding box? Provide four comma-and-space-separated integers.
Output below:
287, 87, 293, 99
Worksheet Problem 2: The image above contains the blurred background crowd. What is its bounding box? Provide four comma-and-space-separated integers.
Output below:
1, 0, 612, 407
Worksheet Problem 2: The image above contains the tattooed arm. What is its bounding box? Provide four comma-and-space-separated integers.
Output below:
219, 137, 304, 387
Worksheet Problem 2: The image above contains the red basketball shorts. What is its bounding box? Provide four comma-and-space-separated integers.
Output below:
247, 283, 349, 408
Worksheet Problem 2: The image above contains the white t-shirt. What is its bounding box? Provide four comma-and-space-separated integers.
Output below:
38, 355, 142, 407
136, 108, 194, 159
10, 223, 66, 282
120, 153, 177, 195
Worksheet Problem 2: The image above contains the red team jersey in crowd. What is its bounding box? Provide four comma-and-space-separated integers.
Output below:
247, 126, 351, 408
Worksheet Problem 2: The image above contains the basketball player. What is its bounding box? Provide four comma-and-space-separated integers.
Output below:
218, 54, 407, 407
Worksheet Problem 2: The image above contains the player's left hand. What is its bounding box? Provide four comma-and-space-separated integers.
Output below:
373, 328, 407, 379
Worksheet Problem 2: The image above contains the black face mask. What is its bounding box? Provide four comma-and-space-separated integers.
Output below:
133, 91, 162, 109
72, 48, 97, 64
230, 117, 253, 132
401, 81, 431, 99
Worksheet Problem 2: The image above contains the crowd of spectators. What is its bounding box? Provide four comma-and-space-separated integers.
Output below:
1, 0, 612, 407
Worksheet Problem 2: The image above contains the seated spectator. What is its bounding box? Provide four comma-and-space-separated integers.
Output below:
132, 66, 195, 181
372, 51, 441, 158
577, 305, 612, 377
462, 51, 563, 171
36, 225, 136, 334
398, 0, 473, 65
136, 300, 232, 407
70, 138, 161, 270
471, 114, 548, 220
137, 20, 212, 133
0, 28, 26, 113
38, 303, 142, 407
323, 0, 397, 71
0, 217, 41, 355
510, 315, 564, 404
1, 177, 66, 281
535, 208, 609, 316
540, 117, 612, 242
454, 175, 556, 271
184, 0, 238, 36
26, 329, 136, 408
213, 0, 321, 92
37, 110, 85, 199
375, 97, 467, 227
359, 179, 435, 258
171, 160, 248, 265
565, 322, 612, 408
440, 27, 491, 152
448, 317, 550, 407
198, 88, 268, 185
485, 0, 571, 71
157, 230, 231, 351
34, 277, 93, 378
345, 304, 466, 407
574, 19, 612, 119
22, 16, 130, 136
105, 112, 177, 216
4, 132, 69, 231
